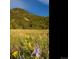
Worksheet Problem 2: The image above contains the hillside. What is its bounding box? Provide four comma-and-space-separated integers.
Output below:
10, 8, 49, 29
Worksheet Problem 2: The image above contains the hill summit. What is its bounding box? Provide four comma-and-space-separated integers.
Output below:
10, 8, 49, 29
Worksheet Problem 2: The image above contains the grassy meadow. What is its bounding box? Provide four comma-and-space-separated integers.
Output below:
10, 8, 49, 59
10, 29, 49, 59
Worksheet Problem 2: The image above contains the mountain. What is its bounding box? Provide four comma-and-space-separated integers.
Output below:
10, 8, 49, 29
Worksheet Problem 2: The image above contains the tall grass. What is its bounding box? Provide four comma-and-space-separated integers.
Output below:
10, 29, 49, 59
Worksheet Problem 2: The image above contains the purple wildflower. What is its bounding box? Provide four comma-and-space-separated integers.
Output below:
31, 44, 40, 57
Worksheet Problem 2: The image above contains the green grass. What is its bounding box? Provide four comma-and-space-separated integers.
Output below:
10, 29, 49, 59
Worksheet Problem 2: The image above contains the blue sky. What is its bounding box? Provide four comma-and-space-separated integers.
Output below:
10, 0, 49, 16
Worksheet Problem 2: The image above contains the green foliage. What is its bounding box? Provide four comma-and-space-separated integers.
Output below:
10, 8, 49, 29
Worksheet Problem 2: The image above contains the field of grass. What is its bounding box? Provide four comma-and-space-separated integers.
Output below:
10, 29, 49, 59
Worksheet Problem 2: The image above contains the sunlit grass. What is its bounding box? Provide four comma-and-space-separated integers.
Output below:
10, 29, 49, 59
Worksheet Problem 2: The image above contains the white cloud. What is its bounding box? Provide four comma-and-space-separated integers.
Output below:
38, 0, 49, 5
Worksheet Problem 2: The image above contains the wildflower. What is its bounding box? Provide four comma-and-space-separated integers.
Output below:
12, 50, 18, 58
28, 42, 32, 48
31, 43, 40, 59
